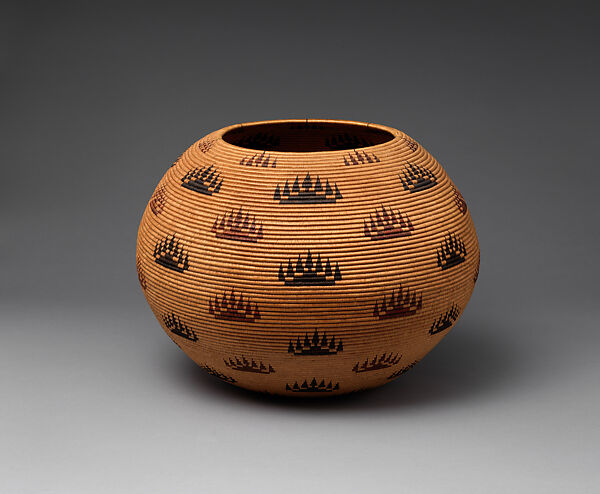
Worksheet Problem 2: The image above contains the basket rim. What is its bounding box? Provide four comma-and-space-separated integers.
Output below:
217, 118, 404, 154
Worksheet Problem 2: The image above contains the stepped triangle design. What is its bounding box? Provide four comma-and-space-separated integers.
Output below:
285, 378, 340, 393
181, 164, 223, 195
401, 135, 419, 152
352, 353, 402, 373
153, 235, 190, 273
288, 329, 343, 356
149, 183, 167, 215
224, 356, 275, 374
278, 250, 342, 286
363, 205, 414, 240
451, 184, 468, 215
274, 173, 342, 204
373, 284, 422, 319
208, 289, 261, 323
343, 149, 380, 166
198, 137, 215, 154
398, 162, 437, 193
436, 233, 467, 270
211, 207, 263, 243
162, 313, 198, 342
240, 151, 277, 168
430, 305, 461, 335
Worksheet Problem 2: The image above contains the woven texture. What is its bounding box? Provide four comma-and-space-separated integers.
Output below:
136, 119, 479, 395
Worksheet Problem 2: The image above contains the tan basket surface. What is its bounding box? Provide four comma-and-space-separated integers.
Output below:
136, 119, 480, 396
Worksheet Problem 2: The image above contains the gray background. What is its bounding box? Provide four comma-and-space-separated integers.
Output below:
2, 1, 599, 492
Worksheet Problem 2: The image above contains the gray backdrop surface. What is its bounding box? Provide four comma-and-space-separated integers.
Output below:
1, 1, 599, 492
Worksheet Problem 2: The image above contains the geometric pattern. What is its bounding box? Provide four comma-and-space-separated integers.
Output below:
278, 251, 342, 286
285, 378, 340, 393
429, 305, 461, 335
224, 356, 275, 374
153, 235, 189, 273
452, 184, 468, 215
373, 285, 423, 319
137, 119, 480, 396
208, 290, 261, 323
211, 208, 263, 243
240, 151, 277, 168
181, 165, 223, 195
437, 233, 467, 271
352, 353, 402, 373
343, 150, 380, 166
274, 173, 342, 204
363, 205, 414, 240
162, 313, 198, 342
288, 329, 343, 356
149, 183, 167, 215
398, 162, 437, 193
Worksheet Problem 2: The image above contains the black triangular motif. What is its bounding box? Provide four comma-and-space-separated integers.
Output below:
325, 258, 332, 277
352, 353, 402, 373
181, 165, 224, 195
302, 173, 312, 190
334, 184, 342, 199
273, 175, 342, 204
436, 233, 467, 270
334, 262, 342, 281
343, 150, 380, 166
285, 378, 340, 393
224, 355, 275, 374
162, 313, 198, 342
305, 250, 313, 271
153, 235, 190, 273
278, 251, 341, 286
374, 285, 422, 319
240, 152, 277, 168
363, 205, 414, 240
314, 176, 322, 193
288, 329, 344, 355
429, 305, 461, 335
295, 255, 304, 274
398, 162, 437, 193
315, 254, 323, 273
209, 289, 261, 323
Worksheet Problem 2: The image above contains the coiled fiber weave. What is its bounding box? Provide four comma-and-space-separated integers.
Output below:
137, 119, 479, 395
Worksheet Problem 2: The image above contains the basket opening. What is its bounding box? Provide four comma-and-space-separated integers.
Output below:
222, 121, 394, 152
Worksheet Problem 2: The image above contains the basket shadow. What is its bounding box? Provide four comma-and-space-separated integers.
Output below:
164, 320, 522, 412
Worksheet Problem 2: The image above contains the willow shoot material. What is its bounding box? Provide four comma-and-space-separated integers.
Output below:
137, 119, 480, 396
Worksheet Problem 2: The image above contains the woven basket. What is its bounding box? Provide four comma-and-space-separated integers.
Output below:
137, 119, 479, 396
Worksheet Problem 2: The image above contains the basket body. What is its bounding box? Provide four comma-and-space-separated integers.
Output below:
136, 119, 479, 396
